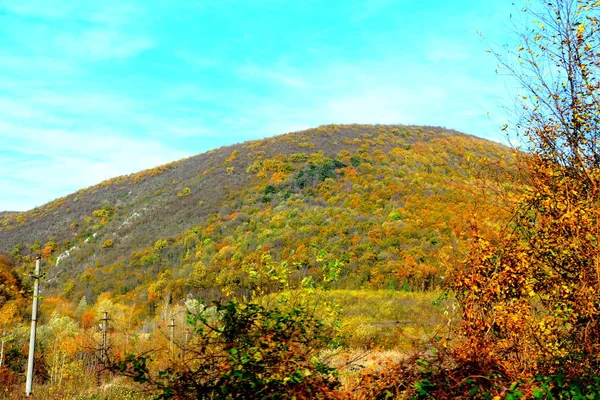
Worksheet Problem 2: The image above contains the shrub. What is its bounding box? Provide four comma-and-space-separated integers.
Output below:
112, 300, 343, 399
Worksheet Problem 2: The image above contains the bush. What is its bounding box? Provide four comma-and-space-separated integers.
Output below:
112, 300, 343, 399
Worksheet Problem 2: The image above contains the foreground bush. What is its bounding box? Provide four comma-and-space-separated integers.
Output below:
111, 300, 343, 399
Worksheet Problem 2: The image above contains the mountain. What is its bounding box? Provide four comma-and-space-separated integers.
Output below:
0, 124, 515, 305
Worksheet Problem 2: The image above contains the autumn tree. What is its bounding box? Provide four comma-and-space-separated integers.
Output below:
0, 255, 23, 308
0, 255, 24, 371
454, 0, 600, 385
0, 302, 17, 370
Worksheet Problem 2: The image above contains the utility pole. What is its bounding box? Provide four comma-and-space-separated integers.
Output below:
100, 312, 109, 364
25, 256, 41, 397
168, 318, 176, 359
183, 328, 190, 359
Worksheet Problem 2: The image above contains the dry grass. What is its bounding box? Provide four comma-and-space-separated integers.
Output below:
327, 290, 456, 349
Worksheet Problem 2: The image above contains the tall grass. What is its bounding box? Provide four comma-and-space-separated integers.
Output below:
328, 290, 453, 350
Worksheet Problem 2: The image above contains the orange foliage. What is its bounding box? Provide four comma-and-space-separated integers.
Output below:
80, 309, 96, 329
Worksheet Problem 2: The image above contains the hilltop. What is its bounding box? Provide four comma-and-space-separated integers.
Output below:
0, 124, 515, 305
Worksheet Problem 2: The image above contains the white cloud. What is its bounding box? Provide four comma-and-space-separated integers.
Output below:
28, 91, 133, 115
227, 55, 510, 144
0, 98, 47, 120
162, 84, 216, 103
84, 4, 144, 25
324, 86, 446, 125
176, 52, 222, 69
350, 0, 399, 22
427, 39, 471, 62
0, 55, 81, 77
56, 30, 154, 61
0, 122, 188, 211
1, 0, 153, 62
0, 85, 200, 211
0, 0, 77, 19
133, 114, 214, 138
237, 64, 310, 88
0, 0, 142, 24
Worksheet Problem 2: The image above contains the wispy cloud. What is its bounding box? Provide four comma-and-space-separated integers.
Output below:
176, 51, 221, 69
0, 120, 188, 211
1, 0, 153, 62
0, 55, 82, 77
237, 64, 310, 88
0, 83, 204, 210
0, 0, 142, 24
56, 30, 154, 61
350, 0, 398, 22
0, 0, 80, 19
26, 92, 133, 116
227, 54, 510, 144
427, 39, 471, 62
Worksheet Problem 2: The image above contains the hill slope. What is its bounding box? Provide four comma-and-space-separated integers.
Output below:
0, 124, 515, 304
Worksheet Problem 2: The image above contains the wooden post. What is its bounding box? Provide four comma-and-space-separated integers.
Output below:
168, 318, 176, 360
183, 328, 190, 359
0, 339, 4, 369
25, 256, 41, 397
100, 312, 109, 364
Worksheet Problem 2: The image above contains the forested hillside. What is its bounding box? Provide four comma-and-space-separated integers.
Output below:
0, 124, 515, 307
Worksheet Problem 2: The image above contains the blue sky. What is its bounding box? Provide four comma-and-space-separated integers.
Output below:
0, 0, 519, 211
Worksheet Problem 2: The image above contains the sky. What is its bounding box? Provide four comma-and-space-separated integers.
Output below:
0, 0, 520, 211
